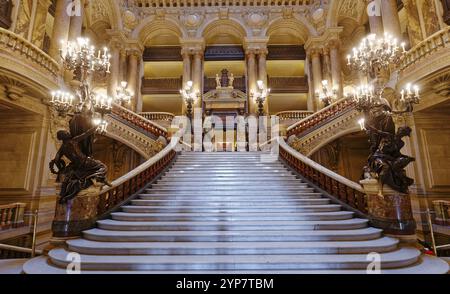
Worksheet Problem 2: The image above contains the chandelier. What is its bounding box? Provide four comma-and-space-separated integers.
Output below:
316, 80, 337, 107
51, 37, 112, 129
180, 81, 199, 118
251, 80, 271, 116
116, 81, 133, 105
347, 33, 406, 75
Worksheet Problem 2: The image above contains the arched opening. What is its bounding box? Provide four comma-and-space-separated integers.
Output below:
265, 20, 309, 114
138, 21, 184, 115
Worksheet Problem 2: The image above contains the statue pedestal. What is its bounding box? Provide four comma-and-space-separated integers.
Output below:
51, 185, 102, 239
360, 179, 416, 238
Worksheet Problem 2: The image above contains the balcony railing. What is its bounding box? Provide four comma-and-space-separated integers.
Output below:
276, 110, 313, 121
142, 78, 182, 95
112, 103, 168, 139
0, 28, 59, 80
0, 203, 26, 231
268, 77, 309, 93
134, 0, 312, 8
400, 27, 450, 72
287, 98, 356, 138
279, 138, 368, 215
140, 112, 175, 122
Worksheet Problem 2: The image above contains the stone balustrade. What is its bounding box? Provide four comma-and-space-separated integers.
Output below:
400, 27, 450, 73
0, 203, 26, 231
133, 0, 312, 8
0, 28, 59, 81
287, 98, 356, 138
276, 110, 313, 121
140, 112, 175, 122
112, 103, 168, 139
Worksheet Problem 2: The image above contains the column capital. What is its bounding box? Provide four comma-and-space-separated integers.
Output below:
180, 38, 205, 56
244, 37, 269, 54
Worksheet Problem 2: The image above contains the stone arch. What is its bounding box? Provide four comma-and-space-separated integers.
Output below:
307, 126, 362, 157
264, 17, 315, 44
199, 18, 248, 44
132, 18, 185, 45
327, 0, 341, 27
102, 0, 123, 30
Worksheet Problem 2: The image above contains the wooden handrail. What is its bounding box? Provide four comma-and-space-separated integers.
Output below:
278, 137, 368, 214
287, 98, 356, 138
0, 203, 26, 231
96, 136, 179, 217
111, 103, 168, 139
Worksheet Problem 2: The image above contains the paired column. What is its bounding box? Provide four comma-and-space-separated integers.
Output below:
367, 0, 385, 35
107, 42, 120, 99
127, 50, 141, 111
192, 51, 204, 110
181, 50, 192, 115
381, 0, 402, 37
246, 50, 258, 115
310, 48, 323, 110
49, 0, 72, 59
329, 41, 343, 97
68, 0, 84, 41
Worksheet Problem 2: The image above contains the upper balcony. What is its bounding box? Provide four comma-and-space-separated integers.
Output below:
399, 27, 450, 86
0, 28, 60, 91
133, 0, 312, 8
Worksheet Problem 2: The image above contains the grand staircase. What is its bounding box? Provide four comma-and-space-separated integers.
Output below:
23, 152, 448, 274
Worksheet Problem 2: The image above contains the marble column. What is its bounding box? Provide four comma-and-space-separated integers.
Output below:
127, 51, 140, 110
68, 0, 84, 41
329, 41, 343, 97
192, 51, 203, 109
247, 51, 258, 115
322, 47, 332, 83
49, 0, 72, 59
181, 51, 192, 115
381, 0, 402, 37
310, 49, 323, 110
367, 0, 385, 35
119, 49, 128, 82
258, 50, 269, 114
107, 45, 120, 99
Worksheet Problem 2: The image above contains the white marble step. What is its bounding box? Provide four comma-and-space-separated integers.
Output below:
22, 255, 450, 274
137, 194, 325, 200
159, 175, 300, 180
151, 181, 307, 187
121, 205, 342, 213
166, 170, 294, 175
46, 247, 420, 271
146, 187, 316, 193
82, 227, 382, 242
131, 198, 331, 206
66, 237, 397, 255
111, 211, 356, 221
96, 218, 368, 231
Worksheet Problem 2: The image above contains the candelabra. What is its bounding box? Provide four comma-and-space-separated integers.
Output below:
51, 37, 112, 124
50, 90, 75, 116
346, 33, 420, 194
116, 81, 133, 106
315, 80, 338, 107
180, 81, 199, 118
347, 33, 406, 76
251, 80, 271, 116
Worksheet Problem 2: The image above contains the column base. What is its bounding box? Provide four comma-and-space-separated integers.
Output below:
51, 185, 102, 239
360, 179, 417, 236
